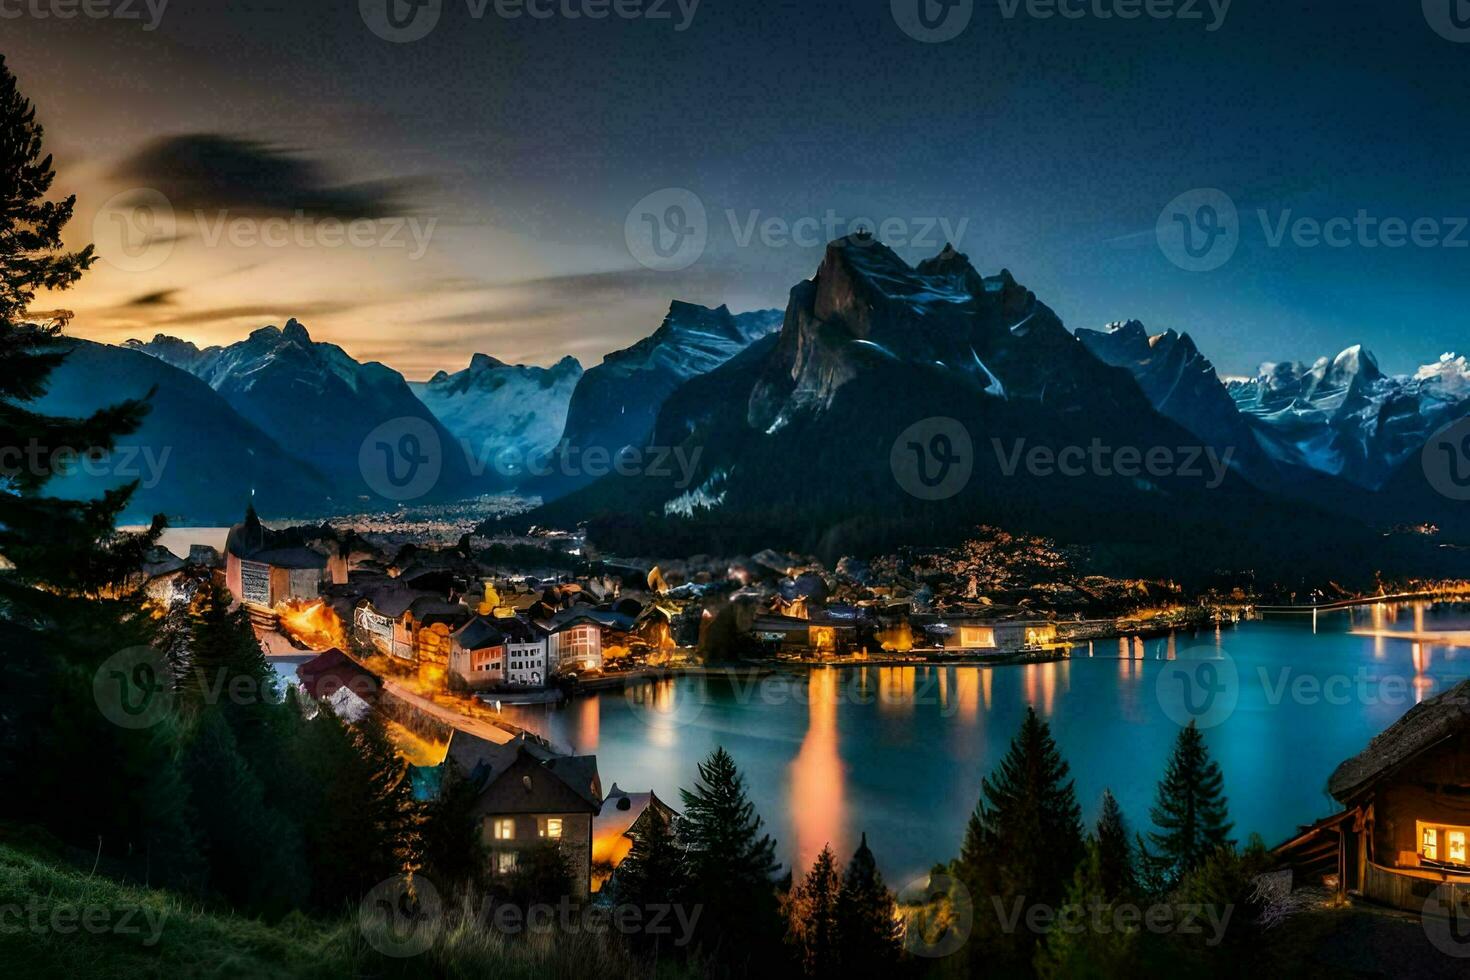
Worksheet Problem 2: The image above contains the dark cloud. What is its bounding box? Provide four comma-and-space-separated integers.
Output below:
139, 300, 359, 328
125, 289, 178, 307
112, 134, 421, 220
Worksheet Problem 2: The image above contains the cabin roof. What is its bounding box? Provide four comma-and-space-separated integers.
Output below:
1328, 678, 1470, 804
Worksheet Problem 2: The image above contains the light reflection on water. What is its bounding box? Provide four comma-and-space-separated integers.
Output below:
502, 602, 1470, 885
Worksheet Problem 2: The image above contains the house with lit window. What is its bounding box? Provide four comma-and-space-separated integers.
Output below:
444, 731, 601, 896
538, 609, 606, 675
1275, 679, 1470, 909
919, 616, 1058, 655
496, 616, 549, 687
447, 616, 507, 690
225, 504, 342, 614
752, 612, 859, 657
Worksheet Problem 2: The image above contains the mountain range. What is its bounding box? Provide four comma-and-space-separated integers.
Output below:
45, 236, 1470, 583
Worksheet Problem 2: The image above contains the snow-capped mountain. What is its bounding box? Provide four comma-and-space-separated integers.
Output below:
126, 319, 475, 502
511, 235, 1327, 575
39, 340, 334, 522
544, 301, 781, 494
409, 353, 582, 477
1226, 347, 1470, 489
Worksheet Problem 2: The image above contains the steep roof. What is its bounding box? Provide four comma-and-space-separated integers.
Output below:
1328, 679, 1470, 804
451, 615, 506, 651
594, 783, 677, 844
444, 731, 601, 812
298, 648, 379, 702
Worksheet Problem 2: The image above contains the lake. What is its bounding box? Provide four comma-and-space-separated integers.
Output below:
503, 602, 1470, 888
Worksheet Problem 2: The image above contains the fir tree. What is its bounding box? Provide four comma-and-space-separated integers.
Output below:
1034, 840, 1138, 980
1094, 789, 1137, 901
0, 54, 196, 886
953, 708, 1085, 972
835, 834, 903, 980
1144, 722, 1233, 887
679, 746, 784, 968
787, 845, 841, 978
611, 806, 688, 933
419, 758, 487, 898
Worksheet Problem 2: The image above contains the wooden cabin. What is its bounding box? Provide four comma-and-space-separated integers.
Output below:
1276, 679, 1470, 910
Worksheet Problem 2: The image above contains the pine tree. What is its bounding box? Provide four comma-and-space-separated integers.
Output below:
419, 758, 487, 898
835, 834, 903, 980
953, 708, 1085, 972
1094, 789, 1137, 901
1034, 840, 1138, 980
787, 845, 842, 978
612, 806, 688, 932
679, 746, 784, 968
0, 54, 199, 887
1144, 722, 1233, 887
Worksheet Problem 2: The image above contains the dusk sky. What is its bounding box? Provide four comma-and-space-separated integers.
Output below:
11, 0, 1469, 379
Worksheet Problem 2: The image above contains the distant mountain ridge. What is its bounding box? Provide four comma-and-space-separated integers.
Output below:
126, 319, 475, 503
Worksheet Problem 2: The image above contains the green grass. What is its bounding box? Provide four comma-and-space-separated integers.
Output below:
0, 841, 701, 979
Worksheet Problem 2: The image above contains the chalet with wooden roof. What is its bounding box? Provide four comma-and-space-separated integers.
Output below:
1276, 679, 1470, 910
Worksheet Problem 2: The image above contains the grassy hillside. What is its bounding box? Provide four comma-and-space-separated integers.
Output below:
0, 840, 698, 979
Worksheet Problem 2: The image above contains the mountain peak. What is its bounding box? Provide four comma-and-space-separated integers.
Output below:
468, 352, 505, 372
282, 318, 311, 344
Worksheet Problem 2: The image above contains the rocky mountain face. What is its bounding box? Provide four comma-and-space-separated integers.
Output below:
410, 353, 582, 480
511, 236, 1370, 583
126, 319, 475, 503
542, 301, 781, 495
38, 340, 335, 523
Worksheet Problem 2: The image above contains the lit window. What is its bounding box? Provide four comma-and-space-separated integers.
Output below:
960, 627, 995, 648
1452, 832, 1467, 864
1424, 827, 1439, 861
496, 851, 517, 874
542, 818, 563, 840
493, 818, 515, 840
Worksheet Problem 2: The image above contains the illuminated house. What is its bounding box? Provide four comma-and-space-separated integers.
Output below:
224, 504, 345, 614
444, 731, 601, 897
752, 612, 858, 656
350, 582, 469, 664
591, 784, 678, 891
447, 616, 508, 690
921, 617, 1058, 655
1276, 679, 1470, 909
537, 608, 607, 675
